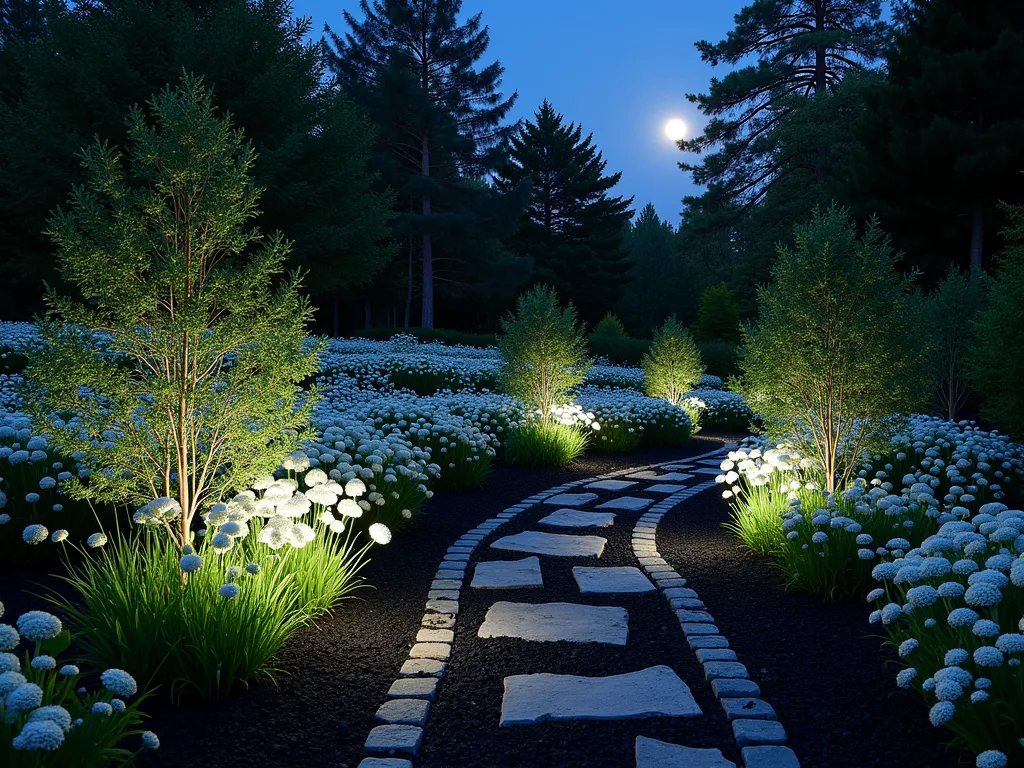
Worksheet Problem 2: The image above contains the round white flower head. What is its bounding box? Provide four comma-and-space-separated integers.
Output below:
110, 698, 126, 713
50, 529, 68, 543
945, 648, 970, 666
91, 701, 113, 716
0, 623, 19, 650
141, 731, 160, 750
59, 664, 78, 677
977, 751, 1008, 768
218, 583, 240, 600
995, 633, 1024, 654
25, 493, 40, 504
100, 668, 137, 697
288, 523, 316, 548
336, 498, 363, 519
0, 671, 27, 696
345, 478, 366, 498
896, 667, 917, 688
30, 655, 56, 671
948, 608, 980, 628
928, 700, 955, 726
898, 639, 919, 658
87, 532, 107, 548
210, 532, 234, 554
0, 652, 20, 673
245, 562, 260, 575
973, 646, 1004, 668
11, 719, 64, 751
304, 468, 328, 487
368, 522, 392, 545
6, 682, 44, 712
179, 553, 203, 573
28, 704, 72, 733
22, 524, 48, 545
17, 611, 61, 642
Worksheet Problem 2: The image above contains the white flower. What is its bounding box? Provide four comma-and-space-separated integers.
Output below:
17, 611, 61, 642
928, 700, 955, 726
59, 664, 78, 676
218, 583, 240, 599
100, 668, 137, 697
210, 532, 234, 554
336, 498, 363, 518
30, 655, 56, 671
87, 532, 107, 548
91, 701, 113, 716
22, 524, 48, 545
977, 751, 1007, 768
179, 553, 203, 573
6, 682, 43, 711
345, 478, 367, 498
142, 731, 160, 750
0, 652, 20, 673
11, 719, 64, 751
304, 468, 328, 487
369, 523, 392, 545
50, 529, 68, 543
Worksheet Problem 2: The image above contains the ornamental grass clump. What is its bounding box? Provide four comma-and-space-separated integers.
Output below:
504, 408, 593, 468
0, 605, 157, 766
643, 317, 704, 408
867, 505, 1024, 765
22, 75, 321, 552
738, 206, 931, 493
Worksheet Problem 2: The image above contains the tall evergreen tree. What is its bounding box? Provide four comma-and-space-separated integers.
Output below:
0, 0, 45, 42
618, 203, 688, 336
0, 0, 393, 325
326, 0, 517, 328
494, 100, 633, 326
848, 0, 1024, 277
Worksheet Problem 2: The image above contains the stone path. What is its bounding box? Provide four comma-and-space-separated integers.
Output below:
359, 444, 800, 768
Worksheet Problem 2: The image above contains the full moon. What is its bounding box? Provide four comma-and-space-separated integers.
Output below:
665, 118, 687, 141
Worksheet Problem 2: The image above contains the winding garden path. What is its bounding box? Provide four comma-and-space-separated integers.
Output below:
357, 442, 801, 768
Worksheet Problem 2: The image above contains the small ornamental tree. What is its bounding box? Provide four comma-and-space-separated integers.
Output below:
643, 317, 704, 406
590, 312, 627, 339
24, 75, 321, 549
498, 285, 590, 423
739, 206, 930, 493
928, 267, 988, 421
694, 282, 741, 343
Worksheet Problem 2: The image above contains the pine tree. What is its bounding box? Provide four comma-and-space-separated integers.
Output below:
495, 100, 634, 326
326, 0, 517, 329
848, 0, 1024, 276
0, 0, 45, 42
618, 203, 688, 336
694, 283, 741, 343
0, 0, 393, 325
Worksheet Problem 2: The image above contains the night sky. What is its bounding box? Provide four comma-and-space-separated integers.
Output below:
291, 0, 748, 224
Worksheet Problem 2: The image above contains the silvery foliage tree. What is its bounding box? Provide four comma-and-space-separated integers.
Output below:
739, 206, 930, 493
498, 285, 590, 424
24, 75, 321, 548
643, 317, 704, 407
927, 267, 987, 421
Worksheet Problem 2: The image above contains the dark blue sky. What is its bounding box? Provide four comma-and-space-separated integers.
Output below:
293, 0, 748, 225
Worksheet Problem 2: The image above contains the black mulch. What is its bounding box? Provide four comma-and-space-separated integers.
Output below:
656, 479, 968, 768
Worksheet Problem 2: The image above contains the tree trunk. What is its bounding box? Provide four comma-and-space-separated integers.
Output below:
420, 134, 434, 329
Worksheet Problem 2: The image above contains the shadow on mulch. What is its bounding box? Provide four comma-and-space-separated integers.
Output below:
656, 486, 968, 768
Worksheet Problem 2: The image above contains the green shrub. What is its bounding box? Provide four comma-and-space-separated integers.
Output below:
589, 421, 642, 453
697, 342, 741, 378
694, 282, 741, 343
738, 207, 930, 492
643, 317, 704, 406
927, 267, 987, 421
588, 336, 649, 365
970, 203, 1024, 438
0, 608, 157, 765
352, 327, 497, 347
504, 421, 589, 467
590, 313, 627, 339
498, 285, 590, 422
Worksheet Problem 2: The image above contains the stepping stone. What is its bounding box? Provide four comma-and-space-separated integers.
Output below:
697, 459, 726, 466
409, 643, 451, 660
586, 479, 638, 491
431, 579, 462, 590
399, 659, 445, 677
491, 531, 606, 558
645, 483, 689, 494
543, 492, 598, 507
635, 736, 736, 768
690, 635, 731, 650
722, 698, 777, 721
388, 677, 439, 700
471, 556, 544, 589
741, 746, 799, 768
416, 628, 453, 643
478, 602, 629, 645
693, 467, 724, 475
596, 496, 653, 511
425, 599, 459, 614
421, 613, 455, 629
733, 719, 787, 747
646, 472, 693, 482
573, 566, 655, 594
704, 661, 749, 680
538, 509, 616, 528
358, 759, 413, 768
500, 665, 700, 726
696, 648, 737, 662
375, 698, 430, 725
713, 678, 761, 698
678, 610, 714, 623
682, 623, 719, 635
626, 470, 661, 479
363, 725, 422, 756
427, 590, 460, 601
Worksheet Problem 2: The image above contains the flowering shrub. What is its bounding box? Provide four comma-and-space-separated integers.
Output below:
576, 387, 691, 452
683, 389, 753, 432
584, 365, 645, 391
0, 604, 156, 766
867, 506, 1024, 764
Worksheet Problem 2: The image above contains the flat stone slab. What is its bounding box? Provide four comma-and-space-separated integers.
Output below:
363, 725, 423, 755
733, 719, 787, 747
689, 635, 731, 650
722, 698, 777, 721
479, 601, 628, 645
693, 467, 724, 475
491, 531, 606, 558
416, 628, 453, 643
538, 509, 616, 528
399, 659, 445, 677
705, 661, 749, 680
635, 737, 736, 768
596, 496, 653, 511
471, 557, 544, 589
573, 566, 655, 594
358, 759, 414, 768
742, 746, 800, 768
421, 613, 455, 629
714, 678, 762, 698
409, 643, 450, 660
645, 483, 689, 494
543, 493, 599, 507
387, 678, 439, 700
500, 665, 700, 726
375, 698, 430, 725
626, 470, 661, 479
586, 479, 638, 491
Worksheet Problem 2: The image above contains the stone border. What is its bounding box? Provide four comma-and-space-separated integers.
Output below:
630, 462, 801, 768
358, 444, 734, 767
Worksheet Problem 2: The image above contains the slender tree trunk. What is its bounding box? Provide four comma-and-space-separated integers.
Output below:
420, 134, 434, 329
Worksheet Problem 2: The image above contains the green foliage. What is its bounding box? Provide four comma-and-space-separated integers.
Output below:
722, 480, 788, 556
970, 204, 1024, 438
694, 283, 741, 343
588, 336, 650, 365
494, 100, 634, 325
739, 206, 931, 492
351, 327, 497, 347
504, 421, 589, 468
642, 317, 704, 406
927, 267, 988, 420
590, 313, 627, 339
498, 285, 591, 422
0, 0, 393, 320
698, 342, 742, 378
619, 203, 690, 335
54, 524, 368, 700
23, 76, 321, 547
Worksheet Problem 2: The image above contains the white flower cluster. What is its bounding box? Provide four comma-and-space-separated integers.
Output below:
716, 444, 812, 498
683, 388, 753, 431
575, 386, 691, 447
584, 365, 645, 390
